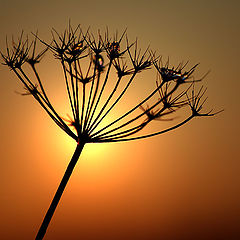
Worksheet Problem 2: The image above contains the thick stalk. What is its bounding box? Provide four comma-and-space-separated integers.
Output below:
35, 141, 85, 240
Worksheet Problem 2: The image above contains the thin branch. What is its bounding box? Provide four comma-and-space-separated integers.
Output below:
87, 74, 123, 133
61, 60, 76, 120
86, 59, 113, 132
12, 68, 78, 141
91, 81, 179, 139
93, 115, 194, 143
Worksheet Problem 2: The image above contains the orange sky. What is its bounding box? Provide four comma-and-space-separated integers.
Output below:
0, 1, 239, 239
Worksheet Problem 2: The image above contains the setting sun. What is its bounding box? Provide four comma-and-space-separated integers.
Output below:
1, 1, 239, 240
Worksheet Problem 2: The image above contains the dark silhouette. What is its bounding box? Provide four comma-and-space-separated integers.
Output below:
1, 24, 222, 240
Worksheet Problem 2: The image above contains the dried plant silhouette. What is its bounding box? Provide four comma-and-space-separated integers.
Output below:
1, 24, 222, 240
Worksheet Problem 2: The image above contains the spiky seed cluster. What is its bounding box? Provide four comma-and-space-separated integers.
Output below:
1, 24, 221, 144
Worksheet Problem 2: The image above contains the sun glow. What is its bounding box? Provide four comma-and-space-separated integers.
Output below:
52, 113, 115, 163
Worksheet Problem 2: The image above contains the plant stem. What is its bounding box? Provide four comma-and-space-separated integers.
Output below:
35, 141, 85, 240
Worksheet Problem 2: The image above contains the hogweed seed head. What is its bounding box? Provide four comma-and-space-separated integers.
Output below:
1, 24, 222, 144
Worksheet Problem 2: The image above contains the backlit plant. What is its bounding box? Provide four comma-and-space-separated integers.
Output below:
1, 24, 221, 240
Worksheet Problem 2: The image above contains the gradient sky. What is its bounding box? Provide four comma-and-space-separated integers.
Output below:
0, 0, 239, 239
